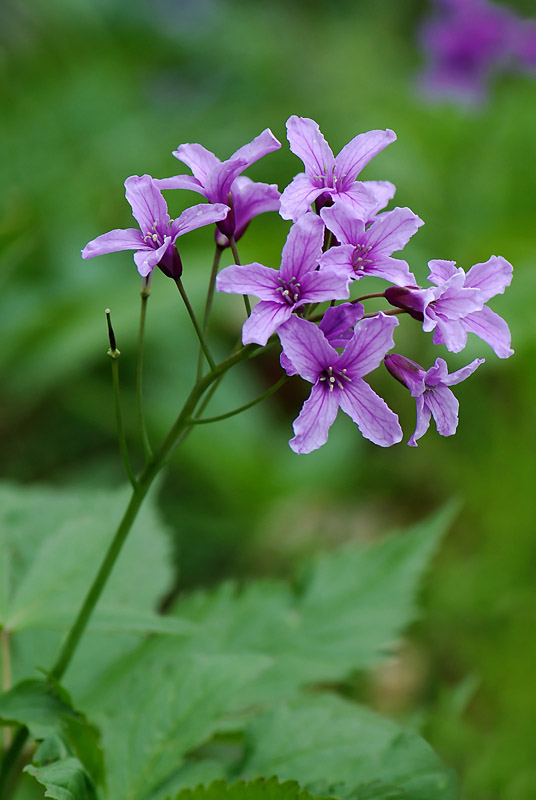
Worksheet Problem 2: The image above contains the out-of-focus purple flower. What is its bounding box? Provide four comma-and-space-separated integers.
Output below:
213, 176, 280, 248
418, 0, 536, 105
385, 353, 484, 446
82, 175, 229, 278
319, 204, 423, 285
280, 116, 396, 222
277, 314, 402, 453
216, 214, 349, 346
155, 129, 281, 239
386, 256, 513, 357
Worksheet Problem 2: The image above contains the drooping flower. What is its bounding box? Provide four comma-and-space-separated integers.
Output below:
385, 353, 484, 446
82, 174, 229, 278
154, 129, 281, 239
418, 0, 536, 105
216, 213, 349, 346
279, 115, 396, 222
278, 314, 402, 454
385, 256, 513, 357
319, 204, 423, 285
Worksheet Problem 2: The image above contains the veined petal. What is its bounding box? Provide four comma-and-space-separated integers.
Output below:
124, 175, 169, 234
442, 357, 485, 386
319, 302, 364, 344
232, 177, 280, 238
204, 158, 249, 204
408, 395, 432, 447
318, 245, 355, 277
427, 259, 459, 285
279, 173, 325, 221
82, 228, 145, 258
384, 353, 426, 397
280, 213, 325, 280
364, 207, 424, 255
277, 315, 337, 383
298, 269, 350, 304
172, 143, 220, 184
241, 301, 292, 346
335, 182, 378, 221
465, 255, 513, 302
153, 175, 206, 195
425, 385, 459, 437
172, 203, 229, 238
289, 383, 340, 454
462, 307, 514, 358
363, 180, 396, 217
339, 313, 399, 378
133, 239, 170, 277
216, 263, 280, 300
320, 203, 365, 245
286, 116, 335, 180
364, 256, 417, 286
432, 317, 468, 352
334, 129, 396, 190
231, 128, 281, 168
338, 379, 402, 446
434, 285, 483, 319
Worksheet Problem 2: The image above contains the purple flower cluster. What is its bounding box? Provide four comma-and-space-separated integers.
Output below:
82, 115, 513, 453
418, 0, 536, 105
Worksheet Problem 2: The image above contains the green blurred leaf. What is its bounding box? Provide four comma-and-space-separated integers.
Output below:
172, 777, 334, 800
25, 753, 97, 800
241, 695, 459, 800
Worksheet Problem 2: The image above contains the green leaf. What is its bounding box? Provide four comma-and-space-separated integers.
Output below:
171, 777, 334, 800
172, 505, 457, 698
0, 678, 103, 784
25, 752, 97, 800
241, 695, 459, 800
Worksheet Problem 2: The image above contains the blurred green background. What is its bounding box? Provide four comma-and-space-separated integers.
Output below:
1, 1, 535, 798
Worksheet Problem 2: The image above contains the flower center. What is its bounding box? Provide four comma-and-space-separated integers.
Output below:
318, 365, 352, 392
276, 276, 302, 305
143, 221, 162, 248
351, 244, 373, 273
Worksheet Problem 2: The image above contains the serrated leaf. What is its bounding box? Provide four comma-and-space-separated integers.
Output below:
171, 506, 456, 699
25, 756, 97, 800
241, 695, 458, 800
171, 777, 334, 800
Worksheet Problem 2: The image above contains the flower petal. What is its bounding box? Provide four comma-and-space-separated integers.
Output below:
153, 175, 206, 195
364, 207, 424, 255
216, 263, 280, 300
286, 116, 335, 180
133, 239, 170, 277
231, 177, 280, 239
318, 244, 355, 277
280, 213, 325, 280
364, 256, 417, 286
334, 129, 396, 191
241, 300, 292, 346
339, 313, 399, 378
172, 143, 220, 184
363, 180, 396, 217
320, 203, 365, 245
279, 173, 325, 221
289, 382, 340, 454
465, 255, 513, 302
442, 357, 485, 386
432, 318, 468, 352
298, 269, 350, 304
462, 307, 514, 358
277, 315, 337, 383
204, 158, 249, 204
425, 385, 459, 437
335, 182, 378, 221
82, 228, 145, 258
408, 395, 432, 447
338, 379, 402, 446
124, 175, 169, 234
319, 302, 365, 344
427, 259, 459, 285
172, 203, 229, 238
231, 128, 281, 168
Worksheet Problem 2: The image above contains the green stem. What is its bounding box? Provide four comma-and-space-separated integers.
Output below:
0, 727, 28, 798
353, 291, 386, 302
111, 358, 137, 490
363, 308, 406, 318
228, 236, 251, 316
175, 278, 216, 371
190, 375, 288, 425
196, 244, 223, 380
137, 289, 153, 461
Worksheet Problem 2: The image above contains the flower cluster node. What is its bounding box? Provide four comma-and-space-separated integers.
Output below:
82, 114, 513, 453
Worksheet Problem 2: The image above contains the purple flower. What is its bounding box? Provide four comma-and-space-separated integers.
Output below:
386, 257, 513, 357
418, 0, 529, 105
278, 314, 402, 454
154, 129, 281, 239
385, 353, 484, 446
213, 176, 280, 248
280, 116, 396, 222
82, 174, 228, 278
216, 213, 350, 346
318, 204, 423, 285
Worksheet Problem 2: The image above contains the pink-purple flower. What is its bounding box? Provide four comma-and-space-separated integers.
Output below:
154, 129, 281, 240
81, 174, 228, 278
280, 116, 396, 222
385, 353, 484, 446
278, 314, 402, 454
216, 213, 349, 346
319, 204, 423, 285
385, 256, 513, 357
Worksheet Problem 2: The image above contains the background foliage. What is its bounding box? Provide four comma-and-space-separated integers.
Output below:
1, 1, 535, 798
